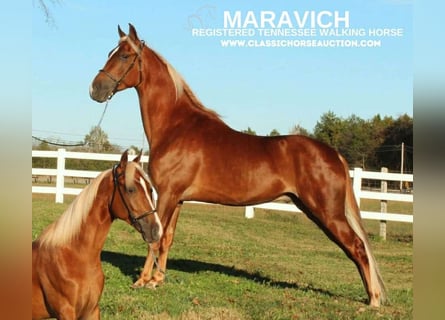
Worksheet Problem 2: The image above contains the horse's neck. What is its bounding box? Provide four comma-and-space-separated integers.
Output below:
137, 73, 225, 148
75, 201, 113, 257
136, 81, 190, 149
138, 92, 212, 147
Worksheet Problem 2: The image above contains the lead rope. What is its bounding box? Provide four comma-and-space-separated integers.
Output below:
32, 99, 110, 147
96, 99, 110, 128
150, 246, 166, 276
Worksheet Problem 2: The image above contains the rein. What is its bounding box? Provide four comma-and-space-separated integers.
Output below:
99, 40, 145, 99
109, 164, 156, 242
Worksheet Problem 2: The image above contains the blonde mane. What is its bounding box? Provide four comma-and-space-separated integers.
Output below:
150, 48, 222, 120
39, 170, 109, 248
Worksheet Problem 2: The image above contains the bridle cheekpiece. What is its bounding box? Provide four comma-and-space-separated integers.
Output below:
99, 37, 145, 99
109, 164, 156, 241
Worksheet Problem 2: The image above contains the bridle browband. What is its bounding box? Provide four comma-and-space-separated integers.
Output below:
109, 164, 157, 241
99, 38, 145, 99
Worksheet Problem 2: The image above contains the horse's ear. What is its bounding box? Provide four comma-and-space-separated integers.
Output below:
119, 150, 129, 169
133, 149, 143, 163
128, 23, 139, 41
118, 25, 126, 38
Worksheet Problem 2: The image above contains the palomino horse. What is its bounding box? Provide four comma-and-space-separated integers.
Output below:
32, 151, 163, 319
90, 24, 386, 307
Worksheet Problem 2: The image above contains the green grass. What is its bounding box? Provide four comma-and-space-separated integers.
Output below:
32, 194, 412, 319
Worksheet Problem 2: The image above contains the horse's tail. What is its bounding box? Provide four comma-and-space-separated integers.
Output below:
339, 155, 387, 305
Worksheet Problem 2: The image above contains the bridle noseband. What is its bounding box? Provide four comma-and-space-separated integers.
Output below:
109, 164, 157, 241
99, 40, 145, 99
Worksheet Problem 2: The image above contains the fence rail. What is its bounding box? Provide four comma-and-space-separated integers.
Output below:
32, 149, 413, 239
32, 149, 149, 202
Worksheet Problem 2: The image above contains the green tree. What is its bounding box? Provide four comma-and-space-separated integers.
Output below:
84, 126, 114, 153
313, 112, 413, 171
268, 129, 280, 136
32, 141, 57, 169
65, 126, 120, 171
376, 114, 413, 172
366, 114, 394, 169
242, 127, 256, 135
289, 124, 311, 137
128, 145, 142, 154
313, 112, 387, 169
340, 115, 373, 168
313, 111, 344, 150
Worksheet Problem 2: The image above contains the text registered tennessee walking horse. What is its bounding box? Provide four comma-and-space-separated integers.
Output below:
32, 151, 163, 319
90, 24, 386, 307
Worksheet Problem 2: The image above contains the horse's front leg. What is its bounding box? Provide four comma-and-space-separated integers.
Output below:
82, 305, 100, 320
132, 203, 182, 288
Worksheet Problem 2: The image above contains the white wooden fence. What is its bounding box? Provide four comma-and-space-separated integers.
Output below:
246, 167, 413, 222
32, 149, 149, 203
32, 149, 413, 238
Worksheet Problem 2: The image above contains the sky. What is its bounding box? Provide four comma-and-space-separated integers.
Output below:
32, 0, 412, 149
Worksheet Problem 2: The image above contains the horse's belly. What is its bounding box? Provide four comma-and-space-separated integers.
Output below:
189, 171, 286, 205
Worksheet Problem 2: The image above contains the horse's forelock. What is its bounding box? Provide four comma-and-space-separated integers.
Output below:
125, 162, 153, 189
119, 36, 142, 55
124, 162, 156, 211
125, 161, 137, 189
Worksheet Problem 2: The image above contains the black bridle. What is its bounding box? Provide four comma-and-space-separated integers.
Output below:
99, 40, 145, 99
109, 164, 157, 241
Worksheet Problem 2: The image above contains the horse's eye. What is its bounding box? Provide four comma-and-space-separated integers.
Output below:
119, 54, 130, 61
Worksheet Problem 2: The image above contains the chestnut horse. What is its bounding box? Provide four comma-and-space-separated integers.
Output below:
32, 151, 163, 319
90, 24, 386, 307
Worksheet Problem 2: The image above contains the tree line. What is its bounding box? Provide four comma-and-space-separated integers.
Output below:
33, 112, 412, 173
243, 112, 412, 172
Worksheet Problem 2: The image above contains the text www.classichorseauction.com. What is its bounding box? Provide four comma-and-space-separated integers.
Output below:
189, 10, 404, 48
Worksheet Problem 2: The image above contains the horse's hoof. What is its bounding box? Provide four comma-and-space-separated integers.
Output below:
144, 282, 158, 289
131, 280, 147, 289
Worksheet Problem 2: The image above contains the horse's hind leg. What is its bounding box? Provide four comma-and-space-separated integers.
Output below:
292, 195, 383, 307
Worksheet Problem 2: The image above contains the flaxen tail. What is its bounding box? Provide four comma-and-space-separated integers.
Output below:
339, 155, 387, 305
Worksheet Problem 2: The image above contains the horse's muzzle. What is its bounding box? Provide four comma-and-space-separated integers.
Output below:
89, 78, 115, 103
89, 85, 110, 103
139, 219, 163, 243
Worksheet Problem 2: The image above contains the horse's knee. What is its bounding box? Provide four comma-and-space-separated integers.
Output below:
150, 241, 161, 251
57, 304, 76, 320
161, 232, 175, 249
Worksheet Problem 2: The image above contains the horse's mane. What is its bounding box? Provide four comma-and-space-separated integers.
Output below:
38, 170, 109, 248
150, 48, 222, 121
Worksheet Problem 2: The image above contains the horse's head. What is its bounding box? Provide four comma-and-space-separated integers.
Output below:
109, 150, 163, 243
89, 24, 144, 102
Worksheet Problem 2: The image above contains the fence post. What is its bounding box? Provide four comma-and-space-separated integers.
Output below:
380, 167, 388, 240
352, 167, 362, 207
245, 206, 255, 219
55, 148, 66, 203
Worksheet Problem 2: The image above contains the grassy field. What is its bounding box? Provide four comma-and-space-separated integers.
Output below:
32, 194, 412, 319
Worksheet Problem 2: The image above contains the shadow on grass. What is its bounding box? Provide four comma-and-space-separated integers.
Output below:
101, 250, 339, 299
